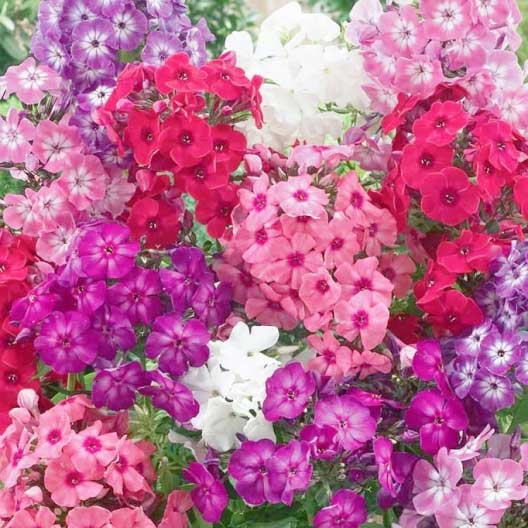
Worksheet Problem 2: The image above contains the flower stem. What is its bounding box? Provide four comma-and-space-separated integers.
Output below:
66, 374, 76, 392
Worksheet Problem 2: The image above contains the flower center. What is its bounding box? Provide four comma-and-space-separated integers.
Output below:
441, 189, 458, 206
83, 436, 102, 453
253, 194, 267, 211
47, 430, 62, 444
255, 228, 268, 245
287, 252, 305, 267
420, 154, 433, 167
331, 237, 344, 250
353, 310, 369, 329
293, 189, 308, 202
316, 279, 330, 293
66, 471, 83, 487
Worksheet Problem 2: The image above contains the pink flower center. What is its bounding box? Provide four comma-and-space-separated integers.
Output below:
331, 237, 344, 250
47, 429, 62, 444
287, 389, 297, 400
255, 228, 268, 245
441, 189, 459, 206
66, 471, 83, 487
368, 223, 378, 236
240, 270, 253, 287
316, 279, 330, 293
382, 267, 396, 281
253, 193, 267, 211
287, 252, 305, 267
83, 436, 102, 453
353, 310, 369, 329
350, 191, 363, 208
354, 277, 372, 293
296, 216, 311, 224
293, 189, 308, 202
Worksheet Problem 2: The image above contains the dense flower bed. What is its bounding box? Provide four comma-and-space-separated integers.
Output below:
1, 0, 528, 526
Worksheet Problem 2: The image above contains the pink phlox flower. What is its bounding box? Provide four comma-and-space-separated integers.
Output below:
334, 171, 376, 225
6, 507, 59, 528
33, 120, 83, 173
0, 424, 37, 488
334, 290, 390, 349
36, 213, 77, 265
412, 448, 463, 516
299, 267, 341, 314
421, 0, 471, 40
471, 458, 528, 510
3, 189, 42, 236
335, 257, 393, 307
358, 205, 397, 256
317, 213, 360, 269
379, 5, 425, 58
111, 507, 157, 528
307, 331, 354, 380
279, 210, 329, 240
0, 108, 35, 163
35, 407, 73, 460
378, 253, 416, 298
104, 439, 148, 496
158, 490, 192, 528
238, 173, 278, 230
65, 506, 111, 528
245, 284, 298, 330
394, 55, 444, 98
4, 57, 61, 104
349, 349, 392, 379
236, 223, 283, 264
269, 175, 329, 219
448, 425, 495, 462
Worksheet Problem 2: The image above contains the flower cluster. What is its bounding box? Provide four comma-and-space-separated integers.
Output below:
0, 391, 159, 522
99, 51, 263, 238
349, 0, 527, 132
10, 222, 232, 424
216, 144, 411, 379
225, 1, 370, 150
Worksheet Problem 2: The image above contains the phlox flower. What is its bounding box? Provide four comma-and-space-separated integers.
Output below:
269, 175, 328, 219
280, 210, 329, 240
32, 183, 72, 233
32, 120, 83, 173
65, 506, 111, 528
183, 462, 228, 523
104, 439, 148, 497
314, 394, 376, 451
300, 424, 339, 461
307, 331, 354, 379
394, 56, 444, 97
334, 290, 389, 349
335, 257, 393, 307
318, 214, 360, 268
71, 19, 117, 67
4, 57, 60, 104
479, 330, 520, 375
44, 455, 104, 507
6, 507, 59, 528
378, 253, 416, 298
3, 189, 42, 237
360, 206, 397, 256
471, 458, 528, 510
405, 390, 468, 454
236, 224, 283, 264
474, 119, 520, 173
435, 484, 505, 528
469, 368, 514, 413
349, 349, 392, 379
57, 153, 107, 210
35, 407, 73, 459
334, 171, 374, 224
65, 420, 118, 474
412, 448, 462, 516
0, 108, 35, 163
157, 491, 192, 528
412, 101, 468, 146
313, 489, 367, 528
245, 284, 298, 330
262, 362, 315, 422
298, 267, 341, 314
400, 142, 453, 190
267, 440, 313, 506
238, 173, 278, 231
421, 0, 471, 40
379, 6, 423, 58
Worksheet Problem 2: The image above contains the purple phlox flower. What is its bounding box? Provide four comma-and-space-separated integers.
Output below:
111, 6, 148, 51
405, 389, 468, 454
185, 19, 215, 66
462, 397, 498, 436
145, 313, 210, 377
31, 36, 68, 73
479, 330, 520, 375
70, 109, 109, 150
77, 222, 139, 280
191, 281, 232, 327
474, 283, 502, 318
183, 462, 228, 523
69, 61, 117, 93
10, 277, 59, 327
141, 31, 184, 65
448, 355, 478, 399
262, 362, 316, 422
92, 306, 136, 360
71, 19, 117, 68
412, 448, 462, 516
470, 367, 514, 412
146, 0, 174, 18
108, 266, 162, 325
373, 437, 417, 498
86, 0, 126, 17
299, 424, 340, 461
495, 300, 523, 333
61, 0, 98, 32
141, 371, 199, 422
313, 489, 367, 528
35, 310, 98, 373
345, 387, 403, 410
77, 83, 115, 111
267, 440, 313, 506
92, 361, 147, 410
454, 320, 493, 358
159, 246, 211, 308
70, 278, 106, 314
412, 339, 451, 396
494, 257, 528, 298
227, 439, 278, 506
314, 395, 376, 452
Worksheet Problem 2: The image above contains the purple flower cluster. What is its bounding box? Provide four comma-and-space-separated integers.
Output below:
10, 221, 232, 423
445, 242, 528, 415
31, 0, 214, 156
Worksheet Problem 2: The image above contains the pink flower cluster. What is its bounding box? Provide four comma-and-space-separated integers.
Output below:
216, 145, 416, 379
349, 0, 528, 132
0, 390, 191, 527
401, 427, 528, 527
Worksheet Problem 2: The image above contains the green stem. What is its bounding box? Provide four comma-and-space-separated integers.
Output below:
66, 373, 76, 392
383, 509, 392, 528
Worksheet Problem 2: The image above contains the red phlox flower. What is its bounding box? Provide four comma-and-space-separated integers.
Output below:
436, 230, 501, 274
128, 197, 182, 248
420, 167, 480, 226
124, 109, 160, 166
514, 176, 528, 220
180, 156, 230, 198
0, 246, 27, 285
474, 119, 520, 173
412, 101, 469, 146
473, 145, 509, 202
155, 52, 208, 94
202, 52, 251, 100
159, 115, 212, 169
211, 124, 247, 172
400, 142, 453, 190
424, 289, 484, 336
381, 93, 421, 133
414, 261, 456, 306
105, 63, 155, 112
195, 184, 238, 238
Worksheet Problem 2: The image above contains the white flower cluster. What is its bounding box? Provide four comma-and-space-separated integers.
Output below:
225, 1, 370, 151
181, 322, 281, 452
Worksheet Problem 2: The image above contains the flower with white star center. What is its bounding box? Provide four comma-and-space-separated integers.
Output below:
71, 19, 117, 67
0, 108, 35, 164
422, 0, 470, 40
